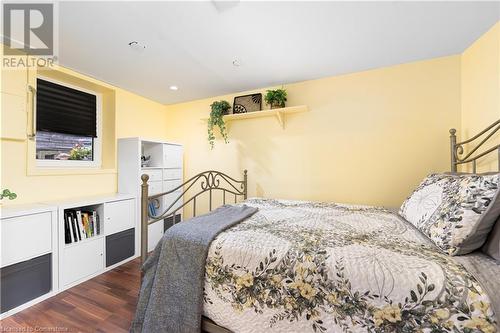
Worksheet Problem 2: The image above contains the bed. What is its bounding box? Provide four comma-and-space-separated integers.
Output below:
133, 121, 500, 333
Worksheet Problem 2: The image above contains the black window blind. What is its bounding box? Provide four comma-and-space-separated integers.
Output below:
36, 78, 97, 137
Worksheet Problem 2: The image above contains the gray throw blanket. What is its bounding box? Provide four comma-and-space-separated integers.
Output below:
130, 204, 258, 333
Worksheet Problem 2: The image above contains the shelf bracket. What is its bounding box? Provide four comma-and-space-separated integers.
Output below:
275, 110, 285, 129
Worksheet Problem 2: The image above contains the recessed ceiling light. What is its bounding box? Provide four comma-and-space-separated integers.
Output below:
128, 41, 146, 51
169, 85, 178, 91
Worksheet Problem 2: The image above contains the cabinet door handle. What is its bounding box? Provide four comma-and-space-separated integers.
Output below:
27, 85, 37, 140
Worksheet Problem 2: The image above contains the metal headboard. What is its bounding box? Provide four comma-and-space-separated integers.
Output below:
450, 119, 500, 173
140, 170, 247, 264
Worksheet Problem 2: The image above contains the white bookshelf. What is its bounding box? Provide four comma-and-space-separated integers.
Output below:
118, 138, 184, 251
52, 193, 136, 290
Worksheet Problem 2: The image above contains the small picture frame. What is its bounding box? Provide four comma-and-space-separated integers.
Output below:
233, 93, 262, 114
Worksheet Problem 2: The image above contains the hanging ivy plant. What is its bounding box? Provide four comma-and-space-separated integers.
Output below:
208, 100, 231, 149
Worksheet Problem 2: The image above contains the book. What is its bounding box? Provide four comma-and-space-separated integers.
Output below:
76, 210, 86, 239
68, 213, 76, 242
88, 214, 93, 237
88, 212, 94, 236
71, 215, 79, 242
68, 213, 75, 243
90, 215, 94, 237
82, 212, 91, 237
64, 212, 72, 244
83, 212, 90, 237
87, 212, 92, 236
96, 213, 100, 235
72, 211, 82, 241
92, 211, 98, 235
149, 202, 157, 217
81, 212, 87, 237
72, 212, 81, 241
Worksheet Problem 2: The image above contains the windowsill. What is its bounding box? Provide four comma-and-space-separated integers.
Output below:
27, 167, 117, 177
36, 160, 101, 168
26, 136, 115, 177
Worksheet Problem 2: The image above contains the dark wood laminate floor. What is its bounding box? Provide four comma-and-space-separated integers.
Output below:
0, 258, 141, 333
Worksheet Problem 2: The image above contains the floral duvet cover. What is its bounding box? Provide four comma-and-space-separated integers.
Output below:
203, 198, 497, 333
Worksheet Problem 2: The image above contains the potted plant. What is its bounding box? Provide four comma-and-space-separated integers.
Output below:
0, 189, 17, 201
207, 100, 231, 149
264, 88, 287, 109
69, 143, 92, 160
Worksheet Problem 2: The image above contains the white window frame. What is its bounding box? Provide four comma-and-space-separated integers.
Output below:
35, 76, 102, 169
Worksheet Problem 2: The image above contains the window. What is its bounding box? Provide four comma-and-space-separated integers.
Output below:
36, 132, 93, 160
35, 77, 101, 167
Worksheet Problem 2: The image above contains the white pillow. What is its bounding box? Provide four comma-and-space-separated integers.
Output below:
399, 173, 500, 255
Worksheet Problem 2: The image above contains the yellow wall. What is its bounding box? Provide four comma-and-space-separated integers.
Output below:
115, 89, 170, 139
1, 56, 169, 205
165, 56, 462, 209
461, 22, 500, 172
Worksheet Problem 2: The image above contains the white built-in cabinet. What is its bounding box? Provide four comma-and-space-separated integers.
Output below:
56, 194, 135, 289
118, 138, 183, 251
0, 194, 136, 319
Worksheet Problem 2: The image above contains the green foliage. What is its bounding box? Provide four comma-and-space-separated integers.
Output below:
208, 100, 231, 149
69, 143, 92, 160
264, 88, 287, 109
0, 189, 17, 200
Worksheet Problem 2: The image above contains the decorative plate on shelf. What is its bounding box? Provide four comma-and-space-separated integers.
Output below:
233, 93, 262, 114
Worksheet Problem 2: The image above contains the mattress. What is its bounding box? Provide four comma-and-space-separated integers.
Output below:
203, 198, 498, 332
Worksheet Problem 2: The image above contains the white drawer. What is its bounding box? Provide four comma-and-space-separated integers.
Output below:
163, 180, 182, 193
142, 169, 162, 182
163, 145, 183, 168
163, 168, 182, 180
104, 199, 135, 235
1, 212, 52, 267
149, 181, 163, 196
62, 237, 104, 286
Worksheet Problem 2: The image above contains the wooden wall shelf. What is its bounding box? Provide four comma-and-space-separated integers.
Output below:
202, 105, 308, 129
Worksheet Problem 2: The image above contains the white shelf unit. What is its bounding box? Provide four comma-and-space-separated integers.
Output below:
54, 194, 136, 290
0, 194, 136, 319
118, 138, 184, 251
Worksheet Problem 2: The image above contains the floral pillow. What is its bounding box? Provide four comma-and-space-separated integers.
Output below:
399, 173, 500, 255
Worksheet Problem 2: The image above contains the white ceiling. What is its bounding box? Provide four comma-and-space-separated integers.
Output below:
58, 1, 500, 105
